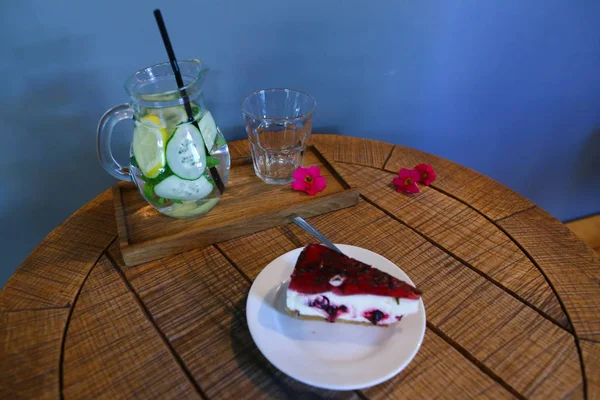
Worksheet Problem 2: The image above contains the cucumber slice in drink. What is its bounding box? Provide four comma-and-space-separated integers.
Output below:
166, 124, 206, 180
154, 174, 214, 201
198, 111, 218, 152
166, 197, 220, 218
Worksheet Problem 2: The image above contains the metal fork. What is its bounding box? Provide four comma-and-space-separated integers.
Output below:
289, 214, 343, 253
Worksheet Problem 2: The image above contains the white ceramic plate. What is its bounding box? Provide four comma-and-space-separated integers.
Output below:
246, 244, 426, 390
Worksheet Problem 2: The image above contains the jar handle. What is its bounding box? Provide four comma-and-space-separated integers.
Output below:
97, 104, 134, 181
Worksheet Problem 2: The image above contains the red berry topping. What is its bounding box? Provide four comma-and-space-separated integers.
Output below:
289, 244, 422, 299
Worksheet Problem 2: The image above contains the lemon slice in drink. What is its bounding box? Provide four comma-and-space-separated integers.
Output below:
133, 115, 169, 178
147, 105, 203, 127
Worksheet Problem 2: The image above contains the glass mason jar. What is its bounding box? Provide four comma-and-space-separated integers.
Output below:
97, 59, 230, 219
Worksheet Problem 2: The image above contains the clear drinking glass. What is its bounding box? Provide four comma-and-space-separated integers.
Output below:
97, 59, 230, 219
241, 88, 316, 184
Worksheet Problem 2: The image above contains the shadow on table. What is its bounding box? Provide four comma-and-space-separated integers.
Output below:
229, 295, 354, 399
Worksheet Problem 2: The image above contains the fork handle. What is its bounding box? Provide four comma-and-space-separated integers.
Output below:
290, 215, 343, 254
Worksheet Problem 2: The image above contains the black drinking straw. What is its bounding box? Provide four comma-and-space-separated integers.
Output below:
153, 9, 225, 195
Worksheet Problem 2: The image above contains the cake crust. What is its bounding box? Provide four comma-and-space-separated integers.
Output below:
285, 307, 391, 327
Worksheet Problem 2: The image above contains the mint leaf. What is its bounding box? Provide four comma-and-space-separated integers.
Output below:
191, 105, 201, 117
204, 172, 216, 186
143, 182, 168, 206
144, 167, 173, 185
170, 199, 183, 204
143, 182, 154, 200
395, 298, 400, 305
144, 183, 165, 207
206, 156, 220, 169
216, 133, 227, 149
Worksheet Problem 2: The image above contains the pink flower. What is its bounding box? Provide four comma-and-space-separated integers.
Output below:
291, 166, 327, 195
392, 168, 421, 193
414, 164, 436, 186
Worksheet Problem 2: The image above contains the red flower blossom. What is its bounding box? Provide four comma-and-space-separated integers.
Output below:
291, 166, 327, 195
392, 168, 421, 193
414, 164, 436, 186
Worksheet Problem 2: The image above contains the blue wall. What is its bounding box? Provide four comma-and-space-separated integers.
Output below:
1, 0, 599, 287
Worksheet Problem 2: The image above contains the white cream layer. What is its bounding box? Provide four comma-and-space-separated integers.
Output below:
286, 290, 420, 325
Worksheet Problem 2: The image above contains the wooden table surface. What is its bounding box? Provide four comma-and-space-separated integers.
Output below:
1, 134, 599, 400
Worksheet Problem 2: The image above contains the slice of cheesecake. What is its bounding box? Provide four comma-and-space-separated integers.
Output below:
286, 244, 422, 326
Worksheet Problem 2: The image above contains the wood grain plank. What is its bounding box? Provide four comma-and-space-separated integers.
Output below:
580, 340, 600, 400
110, 243, 358, 399
0, 308, 67, 400
0, 190, 116, 310
114, 147, 358, 266
363, 329, 515, 400
228, 139, 251, 160
63, 256, 200, 400
332, 163, 568, 329
219, 201, 583, 398
566, 214, 600, 253
499, 208, 600, 342
384, 145, 534, 221
310, 134, 394, 169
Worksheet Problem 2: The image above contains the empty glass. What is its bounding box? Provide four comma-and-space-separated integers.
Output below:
241, 88, 316, 184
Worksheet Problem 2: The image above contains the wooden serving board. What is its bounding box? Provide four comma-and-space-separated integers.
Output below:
112, 146, 359, 266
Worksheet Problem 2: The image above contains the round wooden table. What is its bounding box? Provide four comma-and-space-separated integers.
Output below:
1, 135, 599, 399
